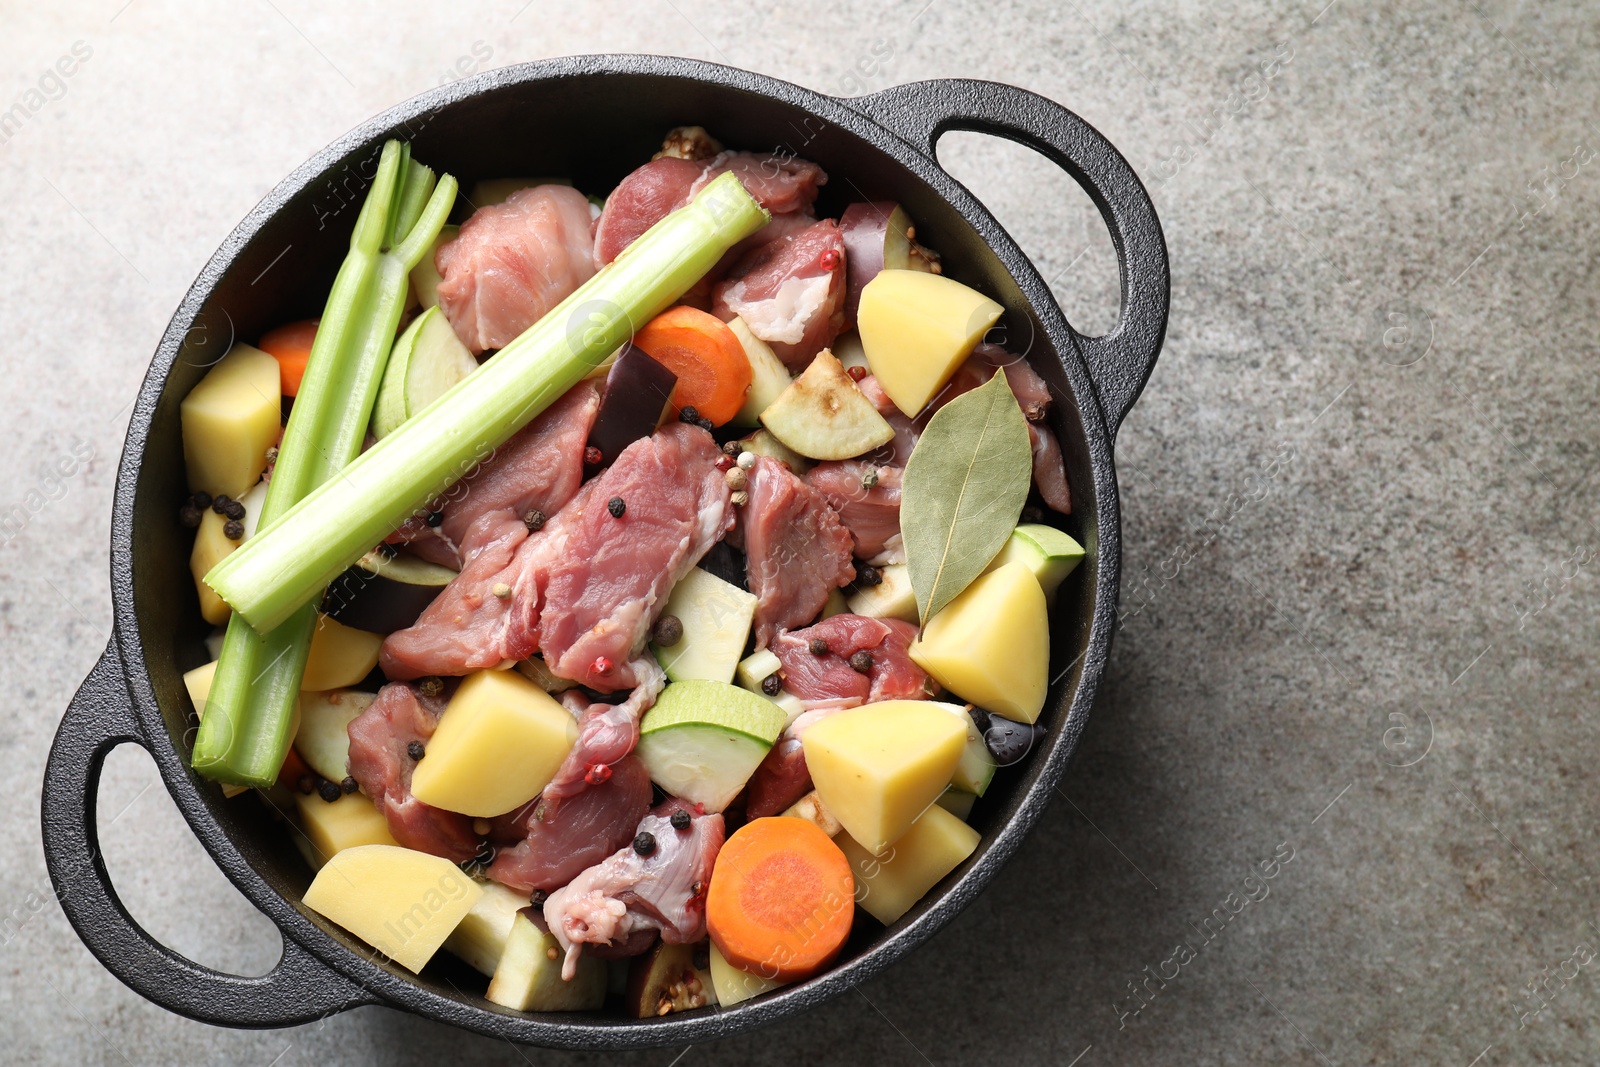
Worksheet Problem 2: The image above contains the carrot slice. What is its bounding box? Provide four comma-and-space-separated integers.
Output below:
259, 319, 320, 397
631, 305, 752, 426
706, 816, 855, 982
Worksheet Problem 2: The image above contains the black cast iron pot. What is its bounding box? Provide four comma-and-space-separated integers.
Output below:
41, 55, 1167, 1047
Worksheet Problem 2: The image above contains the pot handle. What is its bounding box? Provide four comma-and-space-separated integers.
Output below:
41, 639, 378, 1027
848, 79, 1169, 438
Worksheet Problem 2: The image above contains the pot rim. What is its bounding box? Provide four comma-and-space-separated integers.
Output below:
106, 54, 1125, 1047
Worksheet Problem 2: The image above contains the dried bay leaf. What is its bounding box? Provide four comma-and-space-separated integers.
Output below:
902, 370, 1032, 626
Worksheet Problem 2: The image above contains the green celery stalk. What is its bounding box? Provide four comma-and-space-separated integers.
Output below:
192, 140, 459, 787
205, 170, 768, 635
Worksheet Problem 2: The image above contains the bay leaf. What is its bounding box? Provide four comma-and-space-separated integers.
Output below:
902, 370, 1033, 626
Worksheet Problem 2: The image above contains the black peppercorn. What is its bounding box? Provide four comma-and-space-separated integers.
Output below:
407, 740, 426, 761
222, 498, 246, 521
417, 676, 444, 698
375, 541, 398, 559
856, 564, 881, 587
529, 889, 548, 909
696, 416, 714, 431
849, 650, 874, 674
633, 831, 656, 856
722, 440, 741, 456
317, 779, 342, 802
523, 509, 547, 532
178, 503, 202, 528
223, 519, 245, 540
607, 496, 626, 518
652, 614, 684, 647
678, 405, 701, 424
191, 491, 212, 511
426, 510, 443, 527
670, 809, 692, 831
808, 637, 830, 656
211, 494, 232, 515
761, 673, 783, 697
341, 776, 359, 794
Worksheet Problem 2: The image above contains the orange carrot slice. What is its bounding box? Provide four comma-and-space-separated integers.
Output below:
259, 319, 319, 397
631, 305, 752, 426
706, 816, 855, 982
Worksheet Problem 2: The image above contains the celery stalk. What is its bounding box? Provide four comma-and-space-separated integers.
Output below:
206, 171, 768, 635
192, 140, 459, 787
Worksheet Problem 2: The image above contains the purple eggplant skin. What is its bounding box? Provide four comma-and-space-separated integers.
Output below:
321, 549, 456, 633
586, 343, 678, 476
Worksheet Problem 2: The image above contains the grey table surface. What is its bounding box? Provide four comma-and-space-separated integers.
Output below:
4, 1, 1597, 1063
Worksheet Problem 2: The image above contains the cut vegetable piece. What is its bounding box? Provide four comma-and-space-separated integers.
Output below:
983, 522, 1085, 604
858, 270, 1003, 417
443, 880, 529, 977
830, 330, 869, 373
191, 510, 242, 625
625, 940, 718, 1017
759, 350, 895, 461
514, 655, 579, 693
935, 702, 997, 797
820, 587, 848, 620
650, 567, 758, 684
935, 787, 977, 821
207, 170, 768, 635
409, 669, 578, 818
633, 305, 753, 427
836, 804, 979, 925
735, 648, 783, 693
845, 562, 917, 623
586, 344, 677, 472
909, 561, 1048, 724
708, 941, 788, 1007
706, 817, 854, 982
301, 615, 384, 691
636, 680, 786, 812
321, 549, 458, 634
736, 428, 810, 474
801, 700, 967, 855
258, 320, 319, 397
486, 909, 606, 1011
295, 790, 399, 865
782, 790, 842, 837
372, 306, 479, 439
181, 342, 282, 498
409, 224, 457, 310
839, 201, 913, 324
728, 316, 793, 427
301, 843, 482, 973
294, 688, 376, 782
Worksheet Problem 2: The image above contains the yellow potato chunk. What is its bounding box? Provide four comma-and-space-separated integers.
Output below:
294, 791, 398, 866
801, 700, 968, 855
190, 510, 239, 625
181, 342, 281, 498
301, 615, 384, 691
857, 270, 1003, 417
487, 911, 607, 1011
302, 844, 482, 973
443, 880, 529, 977
837, 804, 980, 925
909, 561, 1048, 724
409, 669, 577, 817
708, 941, 788, 1007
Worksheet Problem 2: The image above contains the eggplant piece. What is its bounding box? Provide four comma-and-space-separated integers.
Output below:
321, 549, 458, 633
839, 201, 941, 325
625, 940, 717, 1017
586, 343, 678, 476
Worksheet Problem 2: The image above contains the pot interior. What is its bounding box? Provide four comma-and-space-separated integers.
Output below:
126, 62, 1103, 1028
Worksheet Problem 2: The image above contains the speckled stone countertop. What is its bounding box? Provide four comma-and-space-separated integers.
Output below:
4, 1, 1596, 1063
